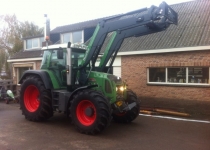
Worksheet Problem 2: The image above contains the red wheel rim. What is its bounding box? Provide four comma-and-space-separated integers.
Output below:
76, 100, 96, 126
24, 85, 40, 112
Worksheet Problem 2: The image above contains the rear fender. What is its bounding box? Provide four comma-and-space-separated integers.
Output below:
18, 70, 53, 89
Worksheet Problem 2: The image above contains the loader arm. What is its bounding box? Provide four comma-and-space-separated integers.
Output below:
98, 25, 166, 72
98, 1, 178, 72
77, 1, 177, 85
80, 1, 177, 69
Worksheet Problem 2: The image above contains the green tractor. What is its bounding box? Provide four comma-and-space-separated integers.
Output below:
19, 2, 178, 134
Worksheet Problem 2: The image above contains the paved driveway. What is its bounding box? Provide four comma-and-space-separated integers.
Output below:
0, 102, 209, 150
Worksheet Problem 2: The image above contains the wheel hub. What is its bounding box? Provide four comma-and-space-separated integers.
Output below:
85, 107, 94, 117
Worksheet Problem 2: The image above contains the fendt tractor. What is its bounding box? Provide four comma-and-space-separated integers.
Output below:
19, 1, 178, 134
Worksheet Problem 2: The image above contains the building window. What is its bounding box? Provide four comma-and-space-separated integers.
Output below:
26, 39, 32, 49
40, 37, 44, 45
188, 67, 209, 83
148, 67, 209, 85
61, 30, 83, 44
168, 68, 186, 83
149, 68, 165, 82
26, 37, 44, 49
63, 33, 71, 43
72, 31, 82, 43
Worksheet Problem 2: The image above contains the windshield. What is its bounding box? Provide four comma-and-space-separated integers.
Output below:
40, 48, 86, 69
40, 49, 66, 69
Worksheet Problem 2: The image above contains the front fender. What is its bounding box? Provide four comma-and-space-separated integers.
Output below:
66, 85, 98, 111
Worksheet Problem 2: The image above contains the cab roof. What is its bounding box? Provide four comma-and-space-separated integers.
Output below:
42, 43, 88, 50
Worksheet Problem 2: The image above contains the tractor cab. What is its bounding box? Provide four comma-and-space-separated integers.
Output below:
40, 44, 87, 88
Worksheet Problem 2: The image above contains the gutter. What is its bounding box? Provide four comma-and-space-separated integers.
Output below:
118, 46, 210, 56
7, 57, 42, 63
7, 45, 210, 62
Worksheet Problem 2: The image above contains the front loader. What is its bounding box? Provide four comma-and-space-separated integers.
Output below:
19, 1, 178, 134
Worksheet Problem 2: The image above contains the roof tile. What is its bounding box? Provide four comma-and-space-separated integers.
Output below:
118, 0, 210, 52
50, 18, 103, 34
10, 49, 43, 59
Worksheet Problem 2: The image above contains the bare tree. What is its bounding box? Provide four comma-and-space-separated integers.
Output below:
0, 14, 44, 77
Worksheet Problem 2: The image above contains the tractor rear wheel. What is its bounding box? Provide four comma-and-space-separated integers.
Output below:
70, 89, 111, 134
112, 90, 140, 123
20, 76, 53, 121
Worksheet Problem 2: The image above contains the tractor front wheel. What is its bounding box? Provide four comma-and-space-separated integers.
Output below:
112, 90, 140, 123
70, 90, 111, 134
20, 76, 53, 121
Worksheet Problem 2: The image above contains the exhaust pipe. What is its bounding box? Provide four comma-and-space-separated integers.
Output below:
66, 42, 72, 85
44, 14, 50, 48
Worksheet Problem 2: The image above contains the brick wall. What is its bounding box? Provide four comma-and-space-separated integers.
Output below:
122, 50, 210, 102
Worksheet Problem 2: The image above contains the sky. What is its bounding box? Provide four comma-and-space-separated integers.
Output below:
0, 0, 192, 30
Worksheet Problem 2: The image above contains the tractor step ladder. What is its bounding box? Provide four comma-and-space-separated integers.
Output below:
52, 91, 60, 110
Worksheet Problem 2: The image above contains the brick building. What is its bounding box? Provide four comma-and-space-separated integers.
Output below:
117, 0, 210, 116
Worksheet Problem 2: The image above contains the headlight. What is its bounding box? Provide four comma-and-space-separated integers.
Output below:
116, 86, 125, 92
119, 86, 124, 91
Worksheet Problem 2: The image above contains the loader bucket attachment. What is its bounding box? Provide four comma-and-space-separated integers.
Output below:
148, 1, 178, 29
160, 1, 178, 25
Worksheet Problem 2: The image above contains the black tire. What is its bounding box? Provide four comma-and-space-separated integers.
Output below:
70, 89, 112, 135
20, 75, 53, 121
112, 89, 140, 123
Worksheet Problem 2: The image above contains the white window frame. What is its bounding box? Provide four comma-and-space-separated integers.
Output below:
147, 67, 210, 86
61, 30, 84, 44
25, 37, 44, 50
61, 33, 71, 44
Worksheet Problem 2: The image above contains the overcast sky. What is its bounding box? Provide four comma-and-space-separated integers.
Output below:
0, 0, 192, 30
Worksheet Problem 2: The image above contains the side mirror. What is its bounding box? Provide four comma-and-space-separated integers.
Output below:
57, 49, 63, 59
